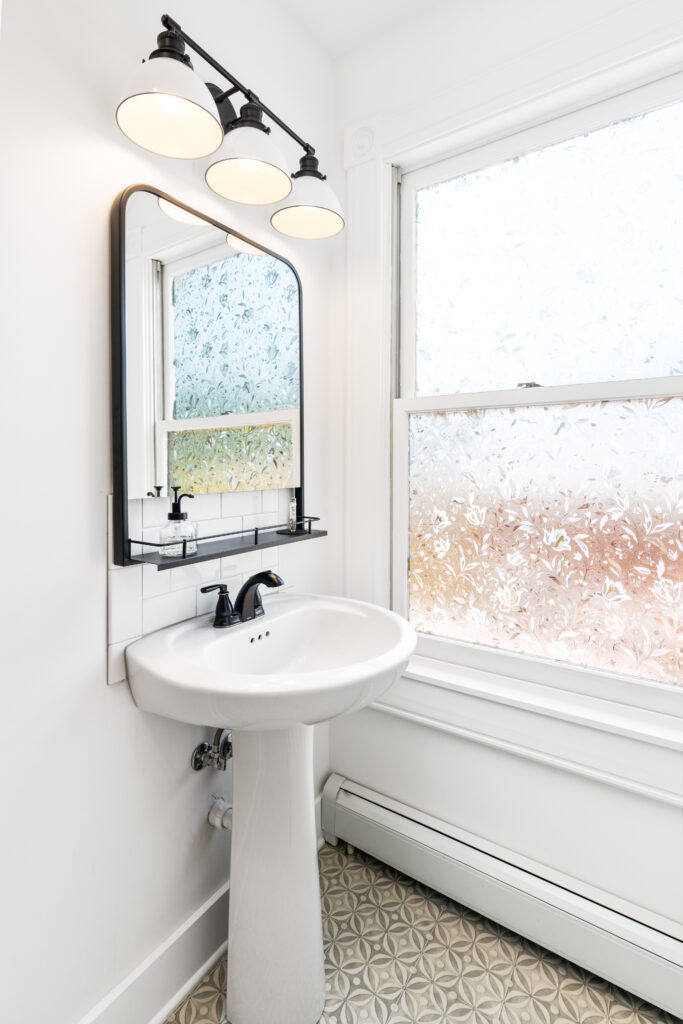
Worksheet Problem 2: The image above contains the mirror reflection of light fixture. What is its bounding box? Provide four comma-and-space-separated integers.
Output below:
227, 233, 265, 255
116, 14, 344, 238
158, 197, 209, 226
271, 155, 344, 239
116, 29, 223, 159
206, 103, 292, 206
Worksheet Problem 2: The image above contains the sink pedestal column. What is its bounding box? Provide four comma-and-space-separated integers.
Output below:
226, 725, 325, 1024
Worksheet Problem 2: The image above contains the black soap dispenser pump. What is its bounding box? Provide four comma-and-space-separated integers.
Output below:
160, 487, 197, 558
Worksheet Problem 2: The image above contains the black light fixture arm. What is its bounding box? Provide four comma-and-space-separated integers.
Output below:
160, 13, 316, 156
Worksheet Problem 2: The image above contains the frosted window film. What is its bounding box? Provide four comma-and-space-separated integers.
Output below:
415, 103, 683, 396
172, 253, 300, 418
168, 423, 295, 494
408, 399, 683, 686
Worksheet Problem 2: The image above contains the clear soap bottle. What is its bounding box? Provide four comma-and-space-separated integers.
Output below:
160, 488, 197, 558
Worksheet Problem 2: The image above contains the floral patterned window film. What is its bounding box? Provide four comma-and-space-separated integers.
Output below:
168, 423, 295, 494
414, 101, 683, 397
170, 253, 300, 418
408, 398, 683, 686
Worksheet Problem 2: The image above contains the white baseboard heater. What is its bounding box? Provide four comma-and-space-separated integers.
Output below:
321, 774, 683, 1018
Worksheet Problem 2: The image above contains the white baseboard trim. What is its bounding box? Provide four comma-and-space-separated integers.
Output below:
151, 941, 228, 1024
322, 774, 683, 1018
76, 883, 230, 1024
78, 790, 324, 1024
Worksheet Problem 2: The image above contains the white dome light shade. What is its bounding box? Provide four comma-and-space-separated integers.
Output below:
226, 233, 265, 255
117, 58, 223, 159
270, 174, 344, 239
158, 197, 208, 226
206, 127, 292, 205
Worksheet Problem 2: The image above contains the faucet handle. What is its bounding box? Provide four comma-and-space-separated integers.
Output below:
201, 584, 239, 628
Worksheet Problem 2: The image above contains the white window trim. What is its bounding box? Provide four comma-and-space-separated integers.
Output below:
393, 81, 683, 718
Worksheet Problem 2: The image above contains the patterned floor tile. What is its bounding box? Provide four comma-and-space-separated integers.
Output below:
165, 844, 678, 1024
165, 954, 226, 1024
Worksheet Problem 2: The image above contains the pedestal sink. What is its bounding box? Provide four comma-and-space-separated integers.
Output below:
126, 592, 416, 1024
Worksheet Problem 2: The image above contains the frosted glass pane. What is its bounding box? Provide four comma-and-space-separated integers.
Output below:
168, 423, 294, 494
408, 398, 683, 686
172, 253, 299, 418
415, 102, 683, 396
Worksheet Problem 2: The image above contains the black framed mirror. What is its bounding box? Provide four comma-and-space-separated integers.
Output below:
111, 185, 321, 568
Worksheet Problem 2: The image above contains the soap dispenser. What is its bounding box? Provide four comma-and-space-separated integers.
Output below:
160, 487, 197, 557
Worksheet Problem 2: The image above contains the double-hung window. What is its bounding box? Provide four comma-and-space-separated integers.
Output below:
394, 94, 683, 696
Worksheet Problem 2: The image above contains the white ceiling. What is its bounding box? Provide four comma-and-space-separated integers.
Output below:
278, 0, 429, 57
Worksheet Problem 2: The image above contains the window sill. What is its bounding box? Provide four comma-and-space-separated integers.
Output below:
393, 652, 683, 752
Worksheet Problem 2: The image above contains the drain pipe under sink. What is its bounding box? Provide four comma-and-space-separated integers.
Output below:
208, 797, 233, 830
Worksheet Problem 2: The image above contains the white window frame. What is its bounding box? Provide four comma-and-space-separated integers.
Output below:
393, 84, 683, 717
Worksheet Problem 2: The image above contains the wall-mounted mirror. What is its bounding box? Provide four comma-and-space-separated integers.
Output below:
111, 186, 307, 566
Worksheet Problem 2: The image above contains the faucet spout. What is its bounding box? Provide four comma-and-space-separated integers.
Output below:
234, 571, 284, 623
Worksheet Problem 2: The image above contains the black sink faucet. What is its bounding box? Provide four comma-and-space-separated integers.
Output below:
234, 571, 284, 622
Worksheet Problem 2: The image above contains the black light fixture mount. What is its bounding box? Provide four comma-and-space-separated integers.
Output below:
148, 26, 192, 65
293, 153, 326, 180
159, 13, 316, 156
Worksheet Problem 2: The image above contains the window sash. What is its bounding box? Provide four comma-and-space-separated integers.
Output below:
399, 77, 683, 401
392, 386, 683, 716
394, 80, 683, 713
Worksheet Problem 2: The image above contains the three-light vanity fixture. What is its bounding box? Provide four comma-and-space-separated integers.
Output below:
116, 14, 344, 239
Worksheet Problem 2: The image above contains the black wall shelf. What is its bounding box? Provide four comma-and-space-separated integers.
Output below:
128, 519, 326, 571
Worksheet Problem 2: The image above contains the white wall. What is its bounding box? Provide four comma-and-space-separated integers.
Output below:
331, 0, 683, 978
0, 1, 343, 1021
337, 0, 683, 131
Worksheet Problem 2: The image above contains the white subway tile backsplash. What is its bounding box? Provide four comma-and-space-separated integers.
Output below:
244, 512, 280, 531
142, 526, 161, 544
187, 493, 222, 521
221, 550, 262, 576
196, 516, 242, 540
128, 499, 143, 540
142, 563, 171, 599
221, 490, 261, 517
170, 559, 225, 591
278, 489, 292, 520
142, 496, 171, 528
263, 547, 279, 569
108, 566, 143, 644
127, 500, 144, 560
143, 492, 222, 525
261, 489, 281, 514
142, 587, 196, 634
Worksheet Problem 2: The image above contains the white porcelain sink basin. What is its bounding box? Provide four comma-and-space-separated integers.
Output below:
126, 592, 416, 1024
127, 592, 415, 730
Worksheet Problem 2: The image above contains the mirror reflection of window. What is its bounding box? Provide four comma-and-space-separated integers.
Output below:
123, 191, 301, 499
164, 249, 300, 419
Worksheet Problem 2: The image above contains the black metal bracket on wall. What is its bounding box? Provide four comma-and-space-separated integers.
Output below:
110, 184, 309, 568
159, 14, 317, 158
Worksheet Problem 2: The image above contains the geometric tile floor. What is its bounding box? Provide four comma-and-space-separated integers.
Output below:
166, 843, 681, 1024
